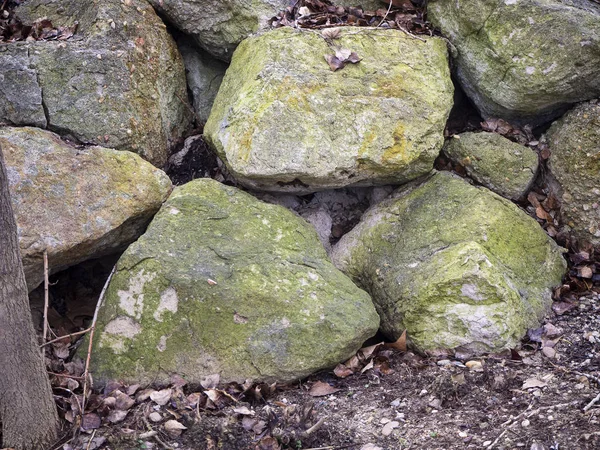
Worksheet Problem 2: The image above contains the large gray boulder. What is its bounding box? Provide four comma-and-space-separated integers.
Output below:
89, 178, 379, 385
1, 127, 172, 292
428, 0, 600, 125
2, 0, 192, 167
205, 27, 454, 193
332, 171, 566, 355
546, 100, 600, 246
444, 132, 538, 201
147, 0, 288, 61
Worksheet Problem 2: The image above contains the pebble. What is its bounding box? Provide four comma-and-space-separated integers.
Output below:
521, 419, 530, 427
542, 347, 556, 358
381, 421, 399, 436
148, 412, 162, 423
466, 360, 483, 371
437, 359, 451, 366
483, 441, 492, 446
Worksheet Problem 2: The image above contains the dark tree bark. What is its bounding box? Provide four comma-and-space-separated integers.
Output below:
0, 144, 59, 449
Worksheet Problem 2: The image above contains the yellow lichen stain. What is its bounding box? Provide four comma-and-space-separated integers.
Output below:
382, 123, 409, 167
237, 127, 254, 164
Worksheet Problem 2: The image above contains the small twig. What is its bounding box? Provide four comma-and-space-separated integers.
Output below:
376, 0, 394, 28
303, 417, 326, 437
85, 429, 97, 450
41, 327, 92, 347
82, 266, 116, 412
489, 400, 579, 448
584, 391, 600, 412
143, 416, 173, 450
396, 23, 427, 42
47, 371, 85, 380
43, 250, 49, 343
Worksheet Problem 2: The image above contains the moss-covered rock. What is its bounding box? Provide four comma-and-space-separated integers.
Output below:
428, 0, 600, 125
444, 132, 538, 201
89, 179, 379, 385
332, 171, 566, 354
546, 100, 600, 246
3, 0, 192, 167
147, 0, 288, 62
205, 27, 453, 193
0, 127, 172, 291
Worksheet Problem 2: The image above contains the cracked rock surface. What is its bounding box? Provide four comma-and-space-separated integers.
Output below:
1, 0, 192, 167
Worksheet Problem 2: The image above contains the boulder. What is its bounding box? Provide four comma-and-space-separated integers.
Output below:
0, 127, 172, 292
443, 132, 538, 201
428, 0, 600, 125
177, 37, 228, 124
205, 27, 453, 193
546, 100, 600, 246
90, 178, 379, 385
3, 0, 192, 166
147, 0, 288, 61
332, 171, 566, 354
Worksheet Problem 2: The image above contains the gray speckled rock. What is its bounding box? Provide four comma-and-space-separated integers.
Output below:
332, 171, 566, 355
444, 132, 538, 200
2, 0, 192, 167
147, 0, 288, 62
428, 0, 600, 125
546, 100, 600, 246
88, 178, 379, 385
0, 127, 172, 292
205, 27, 453, 193
177, 37, 227, 124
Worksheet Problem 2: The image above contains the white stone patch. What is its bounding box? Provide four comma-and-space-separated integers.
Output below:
461, 284, 485, 302
117, 269, 156, 319
308, 272, 319, 281
169, 207, 180, 215
543, 63, 557, 75
100, 316, 142, 354
525, 66, 536, 75
504, 0, 518, 4
154, 287, 179, 322
157, 335, 168, 352
281, 317, 290, 328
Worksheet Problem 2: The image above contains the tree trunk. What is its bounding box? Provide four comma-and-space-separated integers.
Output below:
0, 144, 59, 449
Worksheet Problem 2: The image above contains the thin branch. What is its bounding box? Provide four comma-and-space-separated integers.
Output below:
376, 0, 394, 28
41, 327, 92, 347
81, 266, 116, 412
43, 250, 49, 343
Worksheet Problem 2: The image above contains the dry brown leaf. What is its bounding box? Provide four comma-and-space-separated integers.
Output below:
386, 330, 407, 351
324, 54, 345, 71
334, 363, 354, 378
308, 381, 340, 397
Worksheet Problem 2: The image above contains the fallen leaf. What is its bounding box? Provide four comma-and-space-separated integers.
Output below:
257, 436, 281, 450
360, 359, 375, 374
386, 330, 407, 351
150, 388, 172, 406
114, 390, 135, 410
233, 406, 254, 416
324, 54, 345, 71
322, 27, 341, 40
522, 378, 547, 389
334, 363, 354, 378
164, 419, 187, 437
308, 381, 340, 397
81, 413, 101, 430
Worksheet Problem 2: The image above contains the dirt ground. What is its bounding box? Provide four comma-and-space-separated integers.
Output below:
48, 284, 599, 450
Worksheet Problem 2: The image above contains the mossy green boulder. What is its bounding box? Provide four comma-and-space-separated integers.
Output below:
332, 172, 566, 354
444, 132, 538, 201
546, 100, 600, 246
0, 127, 172, 292
4, 0, 192, 167
90, 179, 379, 385
204, 27, 453, 193
428, 0, 600, 125
147, 0, 288, 61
